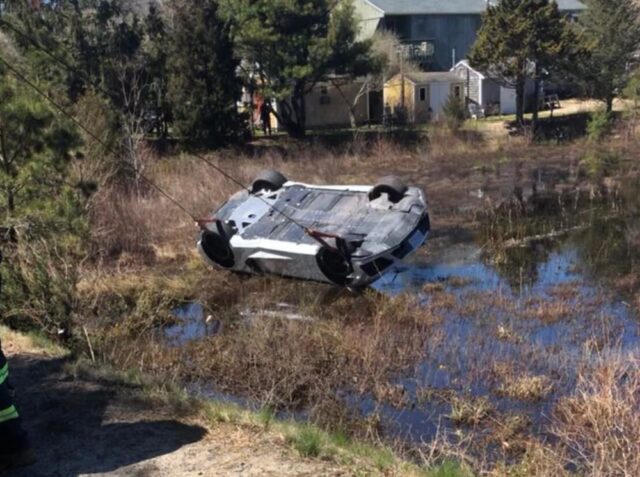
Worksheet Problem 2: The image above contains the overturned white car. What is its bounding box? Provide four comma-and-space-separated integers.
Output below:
197, 171, 430, 287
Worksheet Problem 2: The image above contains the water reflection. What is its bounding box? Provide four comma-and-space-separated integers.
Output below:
164, 303, 222, 346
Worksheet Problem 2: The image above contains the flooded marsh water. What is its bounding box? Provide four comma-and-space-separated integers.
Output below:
163, 176, 640, 447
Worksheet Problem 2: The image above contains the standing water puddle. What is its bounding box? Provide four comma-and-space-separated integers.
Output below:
367, 238, 638, 440
165, 227, 639, 442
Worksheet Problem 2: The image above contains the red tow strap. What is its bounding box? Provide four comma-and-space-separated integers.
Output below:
195, 217, 217, 229
305, 228, 344, 254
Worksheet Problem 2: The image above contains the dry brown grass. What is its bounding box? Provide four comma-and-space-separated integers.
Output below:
552, 356, 640, 477
73, 128, 640, 475
497, 374, 554, 402
88, 288, 443, 436
448, 395, 494, 426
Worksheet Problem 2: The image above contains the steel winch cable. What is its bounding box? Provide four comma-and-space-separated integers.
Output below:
0, 54, 197, 220
0, 22, 347, 253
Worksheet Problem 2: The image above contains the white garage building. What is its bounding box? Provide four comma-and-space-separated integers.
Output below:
451, 60, 538, 116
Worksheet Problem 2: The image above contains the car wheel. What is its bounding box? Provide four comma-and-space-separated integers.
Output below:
251, 170, 288, 193
368, 176, 408, 203
317, 247, 353, 286
200, 229, 234, 268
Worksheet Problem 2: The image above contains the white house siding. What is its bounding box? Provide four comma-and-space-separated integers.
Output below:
354, 1, 384, 40
499, 86, 517, 115
453, 62, 481, 104
429, 82, 454, 119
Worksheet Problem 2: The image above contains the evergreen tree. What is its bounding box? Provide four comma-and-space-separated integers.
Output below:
468, 0, 573, 125
220, 0, 376, 138
0, 61, 86, 333
577, 0, 640, 112
0, 68, 80, 224
144, 1, 170, 138
167, 0, 244, 147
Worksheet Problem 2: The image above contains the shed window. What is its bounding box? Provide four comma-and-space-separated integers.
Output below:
453, 85, 462, 99
319, 86, 330, 105
419, 87, 426, 101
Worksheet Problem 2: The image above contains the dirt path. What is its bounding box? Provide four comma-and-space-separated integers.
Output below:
2, 333, 345, 477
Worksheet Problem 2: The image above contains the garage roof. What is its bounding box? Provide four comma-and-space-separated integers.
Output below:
364, 0, 585, 15
389, 72, 462, 84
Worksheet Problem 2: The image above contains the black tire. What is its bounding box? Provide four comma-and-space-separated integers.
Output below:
251, 170, 288, 193
368, 176, 408, 203
317, 248, 353, 286
216, 220, 236, 240
200, 229, 234, 268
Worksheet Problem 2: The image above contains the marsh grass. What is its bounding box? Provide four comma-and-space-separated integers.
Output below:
497, 375, 554, 402
71, 129, 640, 476
552, 356, 640, 477
448, 396, 494, 426
288, 425, 324, 457
0, 324, 69, 357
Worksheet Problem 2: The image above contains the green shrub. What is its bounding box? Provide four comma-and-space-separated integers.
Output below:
582, 149, 620, 178
442, 94, 467, 131
426, 461, 473, 477
587, 108, 613, 143
289, 425, 323, 457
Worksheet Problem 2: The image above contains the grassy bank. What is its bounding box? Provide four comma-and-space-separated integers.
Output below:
1, 323, 470, 476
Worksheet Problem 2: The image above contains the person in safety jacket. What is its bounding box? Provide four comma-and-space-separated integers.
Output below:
0, 249, 36, 471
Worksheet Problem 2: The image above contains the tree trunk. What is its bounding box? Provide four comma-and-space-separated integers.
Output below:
0, 129, 17, 244
275, 81, 307, 139
532, 67, 541, 134
606, 95, 614, 113
515, 75, 525, 125
332, 80, 363, 129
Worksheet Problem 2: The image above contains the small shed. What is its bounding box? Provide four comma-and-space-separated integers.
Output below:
451, 60, 537, 116
383, 72, 464, 123
304, 79, 370, 128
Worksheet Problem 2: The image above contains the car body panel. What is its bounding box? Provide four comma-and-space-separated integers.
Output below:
198, 180, 430, 287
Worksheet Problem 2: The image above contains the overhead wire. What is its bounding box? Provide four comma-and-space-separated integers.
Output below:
0, 17, 319, 239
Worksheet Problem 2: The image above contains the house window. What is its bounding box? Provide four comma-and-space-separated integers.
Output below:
453, 85, 462, 98
319, 86, 331, 105
419, 87, 426, 101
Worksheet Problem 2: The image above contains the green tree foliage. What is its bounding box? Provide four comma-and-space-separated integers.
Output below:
221, 0, 376, 138
167, 0, 245, 146
586, 108, 613, 142
624, 68, 640, 105
442, 94, 467, 131
0, 63, 87, 333
623, 68, 640, 135
576, 0, 640, 112
468, 0, 573, 125
0, 72, 79, 221
144, 2, 171, 137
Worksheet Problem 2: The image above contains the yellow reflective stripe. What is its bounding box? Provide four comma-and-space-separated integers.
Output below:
0, 405, 18, 423
0, 363, 8, 384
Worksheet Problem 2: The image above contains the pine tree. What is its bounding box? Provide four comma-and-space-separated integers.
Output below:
577, 0, 640, 112
0, 62, 86, 333
220, 0, 376, 138
167, 0, 244, 147
468, 0, 573, 125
